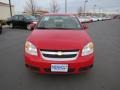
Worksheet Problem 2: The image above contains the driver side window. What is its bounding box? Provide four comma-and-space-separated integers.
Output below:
18, 16, 24, 21
12, 16, 19, 20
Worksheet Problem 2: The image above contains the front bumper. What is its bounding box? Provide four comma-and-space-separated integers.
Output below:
24, 53, 94, 74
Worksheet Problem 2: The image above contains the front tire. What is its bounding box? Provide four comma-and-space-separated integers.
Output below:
0, 29, 2, 34
0, 30, 2, 34
0, 24, 2, 34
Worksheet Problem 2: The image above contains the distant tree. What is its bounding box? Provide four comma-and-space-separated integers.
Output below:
77, 7, 83, 16
50, 0, 60, 13
24, 0, 38, 15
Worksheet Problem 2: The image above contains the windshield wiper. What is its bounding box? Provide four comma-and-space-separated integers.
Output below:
51, 27, 81, 29
37, 27, 49, 29
37, 27, 65, 29
37, 27, 79, 30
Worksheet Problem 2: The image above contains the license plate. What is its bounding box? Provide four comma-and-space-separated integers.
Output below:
51, 64, 68, 72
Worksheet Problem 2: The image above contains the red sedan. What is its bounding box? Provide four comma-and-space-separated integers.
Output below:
24, 14, 94, 74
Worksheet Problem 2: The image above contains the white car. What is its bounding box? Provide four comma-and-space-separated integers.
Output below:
91, 17, 99, 22
79, 16, 92, 23
97, 17, 103, 21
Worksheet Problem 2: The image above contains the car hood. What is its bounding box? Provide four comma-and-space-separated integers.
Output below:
27, 29, 91, 50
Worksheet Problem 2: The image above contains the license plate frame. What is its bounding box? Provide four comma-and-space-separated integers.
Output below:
51, 64, 68, 72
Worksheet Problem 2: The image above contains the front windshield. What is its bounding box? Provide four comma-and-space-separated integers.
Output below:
25, 16, 37, 20
37, 15, 81, 30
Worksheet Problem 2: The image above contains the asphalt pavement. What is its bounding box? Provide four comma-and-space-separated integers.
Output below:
0, 20, 120, 90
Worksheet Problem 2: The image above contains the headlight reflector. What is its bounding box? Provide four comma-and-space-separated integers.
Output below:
82, 42, 94, 56
25, 41, 38, 56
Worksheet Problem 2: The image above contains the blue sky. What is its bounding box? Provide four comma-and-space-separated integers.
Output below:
1, 0, 120, 14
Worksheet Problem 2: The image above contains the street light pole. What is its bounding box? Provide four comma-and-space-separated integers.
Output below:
83, 0, 88, 16
99, 7, 102, 17
9, 0, 12, 17
93, 4, 96, 16
65, 0, 67, 13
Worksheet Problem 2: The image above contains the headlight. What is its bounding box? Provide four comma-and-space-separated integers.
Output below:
81, 42, 94, 56
25, 41, 38, 56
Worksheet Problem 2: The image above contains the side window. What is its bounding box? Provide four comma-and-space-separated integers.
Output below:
18, 16, 24, 20
12, 16, 19, 20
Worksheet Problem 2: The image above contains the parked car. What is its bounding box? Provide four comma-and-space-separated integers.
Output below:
6, 15, 38, 30
97, 17, 103, 21
24, 13, 94, 74
113, 15, 120, 19
0, 20, 7, 25
79, 16, 92, 23
91, 16, 99, 22
33, 15, 42, 20
0, 24, 2, 34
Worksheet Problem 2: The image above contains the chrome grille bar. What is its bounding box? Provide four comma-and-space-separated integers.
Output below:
40, 50, 79, 61
41, 51, 78, 55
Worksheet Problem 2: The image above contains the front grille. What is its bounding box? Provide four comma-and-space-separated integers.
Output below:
40, 50, 79, 61
43, 54, 76, 58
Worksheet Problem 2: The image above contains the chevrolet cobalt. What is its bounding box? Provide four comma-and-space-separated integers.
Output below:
24, 14, 94, 74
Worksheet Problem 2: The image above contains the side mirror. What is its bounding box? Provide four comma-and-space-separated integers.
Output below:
82, 24, 88, 30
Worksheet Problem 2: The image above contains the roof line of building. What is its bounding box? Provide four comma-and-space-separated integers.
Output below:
0, 2, 14, 7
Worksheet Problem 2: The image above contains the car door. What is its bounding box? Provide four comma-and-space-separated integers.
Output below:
12, 15, 19, 27
18, 15, 26, 27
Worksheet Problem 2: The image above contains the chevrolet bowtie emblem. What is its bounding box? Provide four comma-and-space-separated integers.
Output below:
57, 51, 63, 56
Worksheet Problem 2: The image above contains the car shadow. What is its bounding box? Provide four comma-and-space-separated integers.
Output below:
25, 68, 95, 81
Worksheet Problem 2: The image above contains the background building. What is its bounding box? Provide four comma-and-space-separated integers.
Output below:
0, 2, 14, 20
